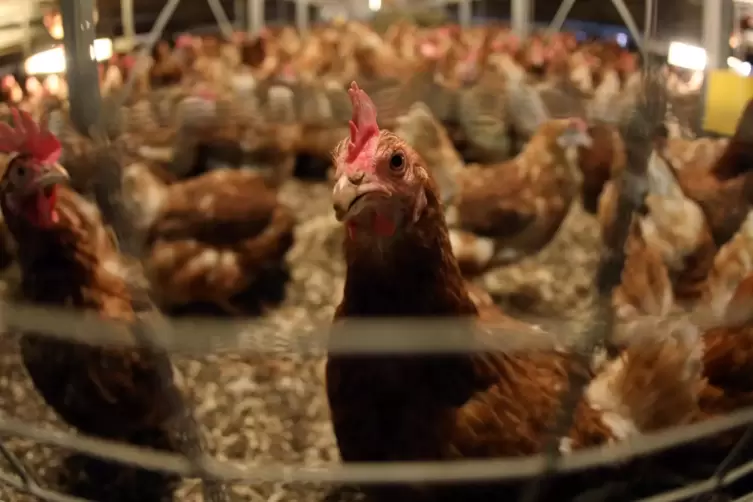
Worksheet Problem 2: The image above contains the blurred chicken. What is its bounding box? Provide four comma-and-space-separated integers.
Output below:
0, 108, 183, 500
607, 150, 716, 323
447, 118, 593, 273
122, 163, 295, 314
672, 99, 753, 247
577, 122, 626, 214
394, 102, 464, 206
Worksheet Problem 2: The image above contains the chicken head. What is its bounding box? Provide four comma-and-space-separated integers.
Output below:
332, 81, 429, 241
553, 117, 593, 149
0, 108, 69, 229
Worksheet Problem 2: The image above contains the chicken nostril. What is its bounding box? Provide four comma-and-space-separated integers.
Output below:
348, 172, 365, 185
333, 204, 346, 220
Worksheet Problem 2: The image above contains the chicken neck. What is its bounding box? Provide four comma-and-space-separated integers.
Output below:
331, 191, 483, 414
338, 192, 477, 318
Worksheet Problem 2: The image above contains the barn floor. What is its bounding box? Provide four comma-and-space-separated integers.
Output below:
0, 177, 603, 502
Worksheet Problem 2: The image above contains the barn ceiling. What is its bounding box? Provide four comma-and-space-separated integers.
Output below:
0, 0, 706, 59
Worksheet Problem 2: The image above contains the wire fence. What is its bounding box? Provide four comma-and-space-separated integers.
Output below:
0, 0, 749, 501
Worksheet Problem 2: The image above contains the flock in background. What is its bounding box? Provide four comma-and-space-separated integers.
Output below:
0, 18, 750, 502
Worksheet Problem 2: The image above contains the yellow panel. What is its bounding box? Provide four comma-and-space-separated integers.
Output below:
704, 69, 753, 136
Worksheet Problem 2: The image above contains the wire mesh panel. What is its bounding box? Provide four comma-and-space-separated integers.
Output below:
1, 1, 753, 502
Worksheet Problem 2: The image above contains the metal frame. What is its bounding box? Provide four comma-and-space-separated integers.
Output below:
541, 0, 646, 56
59, 0, 101, 136
112, 0, 734, 59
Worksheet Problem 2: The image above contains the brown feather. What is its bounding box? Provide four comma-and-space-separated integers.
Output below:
12, 187, 177, 437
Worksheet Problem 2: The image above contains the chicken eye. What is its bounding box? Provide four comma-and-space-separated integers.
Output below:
389, 152, 404, 171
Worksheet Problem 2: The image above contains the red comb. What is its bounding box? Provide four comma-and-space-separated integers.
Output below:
195, 87, 217, 101
569, 117, 588, 132
176, 34, 193, 49
0, 108, 61, 164
346, 81, 378, 163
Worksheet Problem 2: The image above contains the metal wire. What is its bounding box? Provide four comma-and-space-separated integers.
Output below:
2, 1, 750, 502
1, 404, 753, 487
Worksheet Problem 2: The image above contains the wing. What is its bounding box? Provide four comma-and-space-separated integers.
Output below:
152, 168, 279, 243
456, 165, 536, 239
146, 204, 295, 308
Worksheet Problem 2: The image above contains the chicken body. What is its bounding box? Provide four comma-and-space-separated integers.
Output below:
606, 151, 716, 321
447, 119, 591, 273
123, 163, 295, 314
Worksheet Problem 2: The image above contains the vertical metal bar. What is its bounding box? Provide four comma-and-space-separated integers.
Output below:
60, 0, 101, 137
643, 0, 653, 41
235, 0, 246, 30
703, 0, 731, 70
249, 0, 264, 33
296, 0, 308, 32
459, 0, 472, 29
511, 0, 531, 39
609, 0, 645, 57
121, 0, 136, 50
548, 0, 576, 33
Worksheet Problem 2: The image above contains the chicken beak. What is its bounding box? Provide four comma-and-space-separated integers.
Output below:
332, 173, 390, 222
332, 174, 362, 221
30, 163, 69, 192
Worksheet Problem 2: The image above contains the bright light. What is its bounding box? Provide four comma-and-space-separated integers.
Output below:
91, 38, 113, 61
728, 56, 752, 77
615, 33, 628, 47
24, 38, 113, 75
368, 0, 381, 11
43, 11, 64, 40
667, 41, 707, 71
25, 47, 65, 74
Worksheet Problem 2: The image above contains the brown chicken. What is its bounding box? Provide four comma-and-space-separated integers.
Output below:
577, 122, 626, 214
673, 99, 753, 247
0, 109, 183, 500
122, 163, 295, 314
605, 150, 716, 322
325, 83, 704, 501
446, 117, 592, 273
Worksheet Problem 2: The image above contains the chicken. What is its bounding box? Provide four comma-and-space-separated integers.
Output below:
670, 99, 753, 247
446, 118, 592, 274
0, 109, 183, 500
394, 102, 464, 206
662, 136, 728, 173
606, 150, 716, 320
577, 122, 626, 214
326, 82, 707, 501
122, 163, 295, 315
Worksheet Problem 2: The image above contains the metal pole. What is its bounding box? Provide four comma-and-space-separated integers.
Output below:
235, 0, 246, 30
121, 0, 136, 50
459, 0, 471, 28
548, 0, 576, 33
206, 0, 235, 39
643, 0, 654, 41
249, 0, 264, 33
702, 0, 731, 70
609, 0, 645, 57
60, 0, 101, 136
511, 0, 531, 39
295, 0, 308, 32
